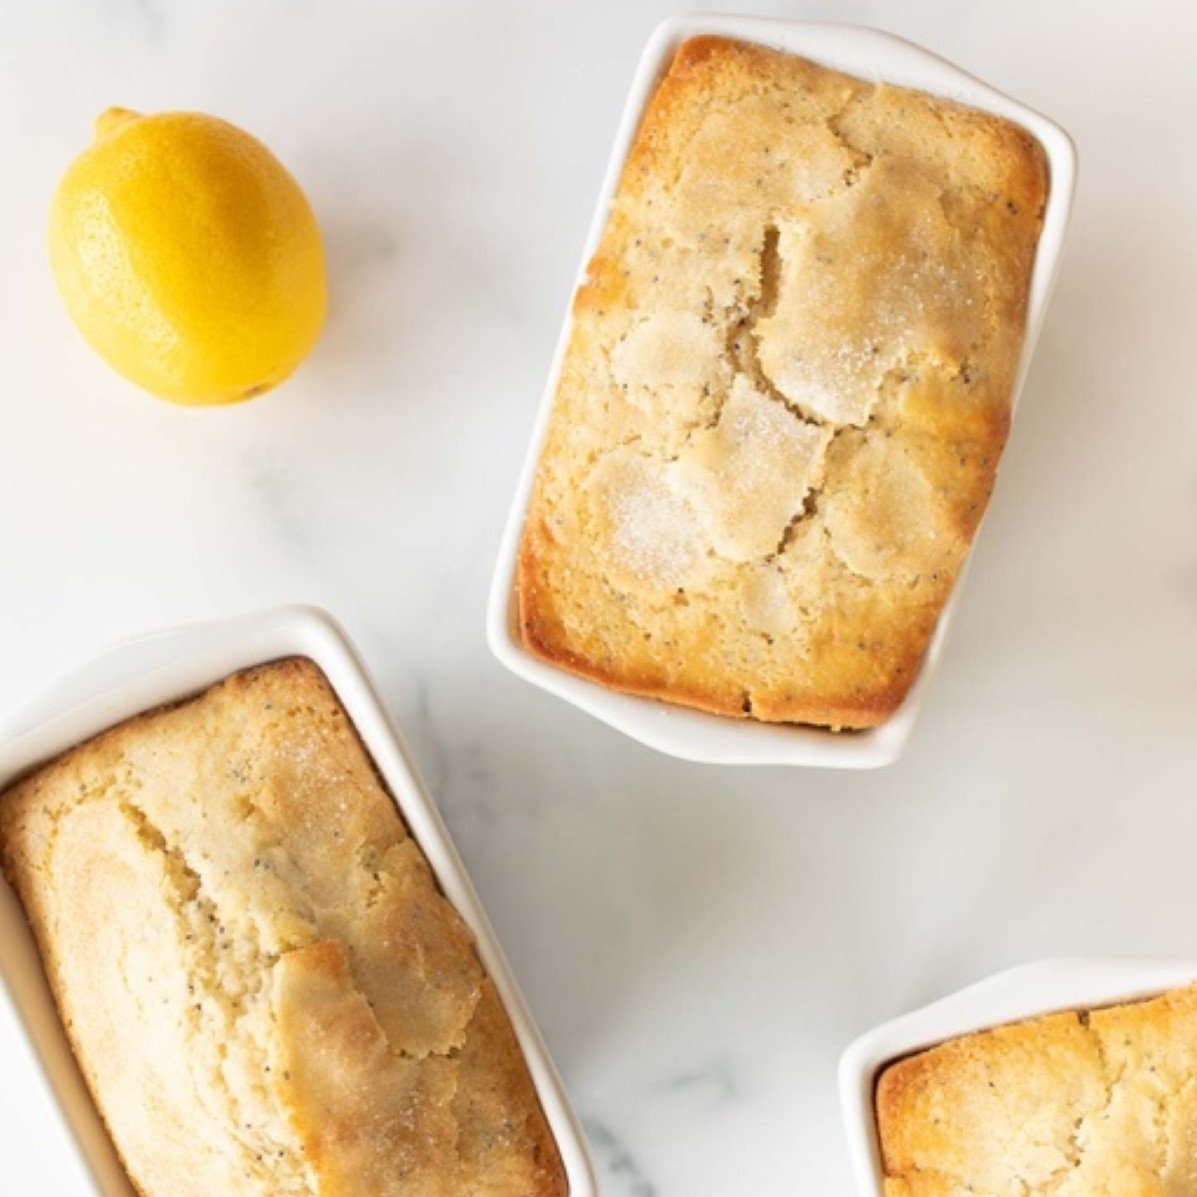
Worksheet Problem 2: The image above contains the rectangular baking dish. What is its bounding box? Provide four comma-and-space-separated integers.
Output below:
0, 605, 596, 1197
487, 13, 1078, 768
839, 958, 1197, 1195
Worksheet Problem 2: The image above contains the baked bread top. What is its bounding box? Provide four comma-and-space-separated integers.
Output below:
0, 659, 566, 1197
518, 35, 1047, 728
876, 985, 1197, 1195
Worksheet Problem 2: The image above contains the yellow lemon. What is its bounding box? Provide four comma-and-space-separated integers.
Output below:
49, 108, 327, 405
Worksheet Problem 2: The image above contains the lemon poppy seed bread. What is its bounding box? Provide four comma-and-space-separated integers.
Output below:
518, 36, 1048, 728
876, 985, 1197, 1194
0, 660, 566, 1197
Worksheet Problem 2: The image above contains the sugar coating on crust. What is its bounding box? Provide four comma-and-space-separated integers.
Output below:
0, 659, 566, 1197
876, 985, 1197, 1195
518, 35, 1047, 729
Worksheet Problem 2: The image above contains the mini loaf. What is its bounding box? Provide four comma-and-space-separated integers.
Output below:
876, 984, 1197, 1195
518, 35, 1048, 728
0, 659, 566, 1197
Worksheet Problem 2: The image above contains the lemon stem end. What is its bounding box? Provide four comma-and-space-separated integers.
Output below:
94, 108, 140, 141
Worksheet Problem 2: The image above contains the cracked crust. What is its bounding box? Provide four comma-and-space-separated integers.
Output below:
876, 986, 1197, 1195
0, 659, 566, 1197
518, 35, 1047, 729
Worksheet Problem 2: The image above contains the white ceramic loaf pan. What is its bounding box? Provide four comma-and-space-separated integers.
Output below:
487, 14, 1078, 768
839, 958, 1197, 1195
0, 605, 596, 1197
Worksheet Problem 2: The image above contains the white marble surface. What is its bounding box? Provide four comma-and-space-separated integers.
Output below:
1, 0, 1195, 1192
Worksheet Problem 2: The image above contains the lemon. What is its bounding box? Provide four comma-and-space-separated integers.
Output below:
49, 108, 327, 405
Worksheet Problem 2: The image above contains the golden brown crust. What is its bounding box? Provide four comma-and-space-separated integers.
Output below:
518, 35, 1047, 729
0, 659, 566, 1197
876, 986, 1197, 1194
